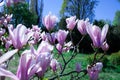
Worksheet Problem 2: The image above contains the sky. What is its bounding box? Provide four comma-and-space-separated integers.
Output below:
43, 0, 120, 21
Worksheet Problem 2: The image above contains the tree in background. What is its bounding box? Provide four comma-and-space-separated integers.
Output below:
26, 0, 44, 27
60, 0, 98, 22
113, 11, 120, 27
113, 11, 120, 26
4, 2, 38, 27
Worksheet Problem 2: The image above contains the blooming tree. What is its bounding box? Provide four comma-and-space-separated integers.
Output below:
0, 5, 109, 80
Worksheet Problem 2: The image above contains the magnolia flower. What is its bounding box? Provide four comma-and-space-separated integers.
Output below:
30, 41, 54, 77
5, 40, 12, 50
8, 24, 33, 49
56, 30, 68, 45
63, 41, 73, 52
0, 28, 5, 38
87, 24, 109, 48
5, 14, 13, 22
75, 63, 81, 73
66, 16, 78, 30
50, 59, 59, 72
27, 26, 41, 45
6, 0, 13, 7
31, 25, 41, 32
43, 12, 58, 31
41, 32, 47, 41
101, 41, 109, 51
87, 62, 103, 80
36, 52, 52, 77
56, 43, 63, 54
46, 33, 56, 44
77, 19, 89, 35
0, 44, 53, 80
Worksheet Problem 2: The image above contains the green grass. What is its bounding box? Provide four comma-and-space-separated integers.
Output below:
6, 50, 120, 80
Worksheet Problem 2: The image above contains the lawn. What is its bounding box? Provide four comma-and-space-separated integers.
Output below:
7, 50, 120, 80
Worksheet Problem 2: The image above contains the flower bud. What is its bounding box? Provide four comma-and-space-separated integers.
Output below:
77, 19, 89, 35
75, 63, 81, 73
56, 30, 68, 45
50, 59, 58, 72
101, 41, 109, 51
56, 43, 63, 54
66, 16, 78, 30
43, 12, 58, 31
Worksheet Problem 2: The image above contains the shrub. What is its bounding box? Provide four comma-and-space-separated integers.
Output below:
4, 2, 38, 28
109, 51, 120, 66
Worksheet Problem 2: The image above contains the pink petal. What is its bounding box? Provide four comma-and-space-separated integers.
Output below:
0, 68, 19, 80
0, 49, 18, 64
101, 24, 109, 44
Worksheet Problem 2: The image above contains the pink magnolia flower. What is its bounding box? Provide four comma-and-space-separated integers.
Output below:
30, 41, 54, 77
101, 41, 109, 51
8, 24, 33, 49
0, 46, 53, 80
87, 62, 103, 80
30, 25, 41, 45
75, 63, 81, 73
0, 28, 5, 38
30, 41, 53, 56
16, 49, 53, 79
6, 0, 13, 7
77, 19, 89, 35
56, 30, 68, 45
66, 16, 78, 30
56, 43, 63, 54
87, 24, 109, 48
43, 12, 58, 31
36, 52, 52, 77
50, 59, 59, 72
5, 14, 13, 22
46, 32, 56, 44
31, 25, 41, 32
41, 31, 47, 41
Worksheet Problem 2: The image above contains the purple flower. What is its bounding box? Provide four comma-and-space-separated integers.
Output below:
46, 33, 56, 44
30, 26, 41, 45
63, 41, 73, 52
56, 30, 68, 45
8, 24, 33, 49
43, 12, 58, 31
50, 59, 58, 72
66, 16, 78, 30
101, 41, 109, 51
41, 32, 47, 41
56, 43, 63, 54
6, 0, 13, 7
75, 63, 81, 73
77, 19, 89, 35
0, 28, 5, 38
87, 62, 103, 80
17, 49, 53, 79
36, 52, 52, 77
87, 24, 109, 48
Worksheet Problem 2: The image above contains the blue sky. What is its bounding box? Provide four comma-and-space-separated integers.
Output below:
43, 0, 120, 21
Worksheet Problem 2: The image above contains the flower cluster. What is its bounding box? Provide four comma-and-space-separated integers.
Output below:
0, 12, 109, 80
